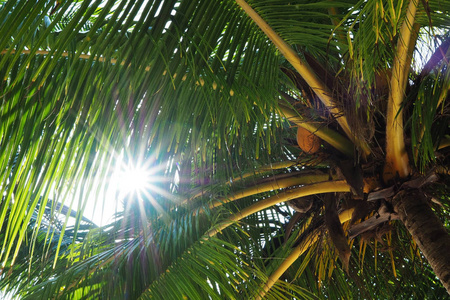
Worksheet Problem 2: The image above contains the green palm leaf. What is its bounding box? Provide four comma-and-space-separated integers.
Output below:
0, 0, 449, 299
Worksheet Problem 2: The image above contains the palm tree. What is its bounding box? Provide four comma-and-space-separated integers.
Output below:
0, 0, 449, 298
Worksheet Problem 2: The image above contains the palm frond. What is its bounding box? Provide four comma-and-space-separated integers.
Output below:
0, 0, 450, 298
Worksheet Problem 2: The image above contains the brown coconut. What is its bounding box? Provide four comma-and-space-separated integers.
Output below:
296, 127, 321, 154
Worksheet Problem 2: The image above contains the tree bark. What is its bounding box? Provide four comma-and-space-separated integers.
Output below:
393, 189, 450, 294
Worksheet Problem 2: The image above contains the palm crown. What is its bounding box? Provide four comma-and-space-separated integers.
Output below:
0, 0, 449, 299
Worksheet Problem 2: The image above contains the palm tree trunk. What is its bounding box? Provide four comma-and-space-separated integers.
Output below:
393, 189, 450, 294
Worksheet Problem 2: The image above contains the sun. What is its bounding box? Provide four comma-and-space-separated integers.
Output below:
83, 152, 174, 226
115, 162, 153, 197
82, 158, 157, 226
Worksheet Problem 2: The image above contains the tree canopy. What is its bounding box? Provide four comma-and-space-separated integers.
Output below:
0, 0, 449, 299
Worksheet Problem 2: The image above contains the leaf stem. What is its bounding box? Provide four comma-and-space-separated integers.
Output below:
0, 49, 151, 71
206, 171, 334, 211
384, 0, 420, 182
235, 0, 370, 156
280, 106, 354, 157
204, 180, 350, 237
255, 208, 354, 299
